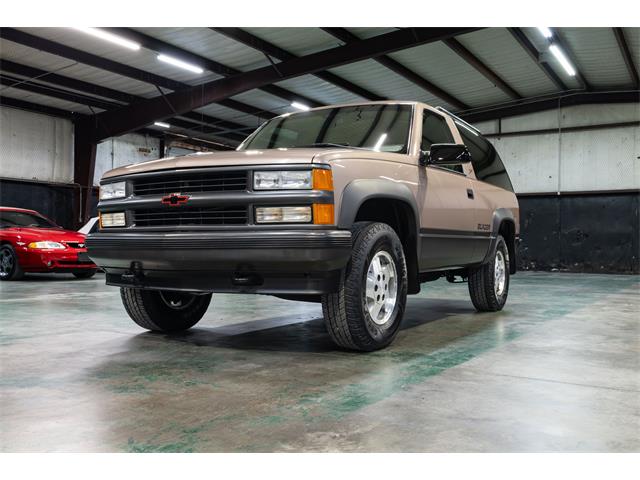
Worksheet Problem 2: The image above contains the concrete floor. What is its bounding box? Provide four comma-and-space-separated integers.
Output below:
0, 271, 638, 452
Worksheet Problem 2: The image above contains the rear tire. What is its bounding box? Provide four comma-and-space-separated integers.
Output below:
468, 235, 510, 311
0, 245, 24, 281
73, 269, 97, 279
322, 222, 408, 351
120, 287, 212, 332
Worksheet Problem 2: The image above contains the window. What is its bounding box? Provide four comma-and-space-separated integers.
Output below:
241, 104, 412, 154
421, 111, 461, 173
457, 123, 514, 192
0, 211, 59, 229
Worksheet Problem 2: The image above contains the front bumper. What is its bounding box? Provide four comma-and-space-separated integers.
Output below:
86, 229, 352, 294
17, 248, 96, 273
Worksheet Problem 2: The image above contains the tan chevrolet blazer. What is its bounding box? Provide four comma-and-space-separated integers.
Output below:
88, 101, 519, 351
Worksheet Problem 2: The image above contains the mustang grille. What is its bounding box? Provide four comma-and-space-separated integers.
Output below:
132, 171, 247, 196
133, 206, 248, 227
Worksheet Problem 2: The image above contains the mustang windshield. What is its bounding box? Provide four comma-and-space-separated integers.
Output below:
241, 104, 413, 154
0, 211, 59, 229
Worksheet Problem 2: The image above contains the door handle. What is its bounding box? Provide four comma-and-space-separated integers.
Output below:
467, 188, 474, 199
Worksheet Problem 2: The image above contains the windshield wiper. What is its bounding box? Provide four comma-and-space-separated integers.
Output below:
293, 142, 369, 150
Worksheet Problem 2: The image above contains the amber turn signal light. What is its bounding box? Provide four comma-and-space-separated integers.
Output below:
312, 169, 333, 191
313, 204, 334, 225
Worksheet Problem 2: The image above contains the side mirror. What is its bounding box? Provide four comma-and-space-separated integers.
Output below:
421, 143, 471, 166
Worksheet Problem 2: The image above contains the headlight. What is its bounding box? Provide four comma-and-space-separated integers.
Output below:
100, 212, 126, 227
254, 171, 311, 190
100, 181, 126, 200
255, 206, 312, 223
27, 241, 65, 250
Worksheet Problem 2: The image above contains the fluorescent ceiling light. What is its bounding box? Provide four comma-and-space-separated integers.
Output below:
549, 45, 576, 76
291, 102, 310, 111
72, 27, 140, 50
157, 54, 204, 74
373, 133, 388, 151
153, 122, 170, 128
537, 27, 553, 39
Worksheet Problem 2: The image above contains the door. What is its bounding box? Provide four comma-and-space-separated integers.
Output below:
418, 110, 478, 270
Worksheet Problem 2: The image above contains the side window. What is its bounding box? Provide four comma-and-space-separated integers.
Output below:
457, 124, 514, 192
421, 111, 461, 173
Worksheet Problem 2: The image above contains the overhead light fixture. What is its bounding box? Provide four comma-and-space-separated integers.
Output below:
549, 45, 576, 76
291, 102, 310, 111
153, 122, 170, 128
72, 27, 140, 51
373, 133, 388, 151
537, 27, 553, 39
157, 54, 204, 74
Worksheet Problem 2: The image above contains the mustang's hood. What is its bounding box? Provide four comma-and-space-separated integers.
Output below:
6, 227, 86, 243
102, 148, 412, 180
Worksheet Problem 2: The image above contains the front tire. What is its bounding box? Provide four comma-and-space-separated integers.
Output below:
120, 287, 212, 332
0, 245, 24, 281
322, 222, 408, 351
468, 235, 510, 311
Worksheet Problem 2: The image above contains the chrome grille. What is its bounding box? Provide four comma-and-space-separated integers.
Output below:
132, 171, 247, 196
133, 206, 248, 227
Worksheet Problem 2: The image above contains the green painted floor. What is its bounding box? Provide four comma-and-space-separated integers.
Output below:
1, 272, 638, 452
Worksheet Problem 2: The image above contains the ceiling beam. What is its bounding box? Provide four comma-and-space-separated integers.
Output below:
0, 59, 252, 141
105, 27, 321, 107
321, 27, 469, 110
0, 28, 277, 122
443, 38, 522, 100
0, 74, 242, 144
0, 95, 84, 119
459, 90, 638, 123
88, 27, 478, 141
547, 28, 591, 91
507, 27, 568, 91
612, 28, 639, 89
211, 27, 384, 101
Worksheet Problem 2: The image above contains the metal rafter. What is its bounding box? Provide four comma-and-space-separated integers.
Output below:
321, 27, 469, 110
88, 27, 479, 141
612, 28, 639, 89
0, 59, 252, 141
443, 38, 522, 100
0, 95, 83, 119
0, 28, 277, 122
459, 90, 638, 123
0, 74, 243, 144
507, 27, 568, 91
105, 27, 322, 107
210, 27, 385, 101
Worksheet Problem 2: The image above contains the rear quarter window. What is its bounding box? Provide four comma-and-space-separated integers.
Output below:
457, 124, 514, 192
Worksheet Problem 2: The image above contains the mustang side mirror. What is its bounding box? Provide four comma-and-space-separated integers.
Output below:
420, 143, 471, 166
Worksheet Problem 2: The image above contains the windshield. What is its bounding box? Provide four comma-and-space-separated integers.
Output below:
0, 210, 59, 229
240, 104, 413, 154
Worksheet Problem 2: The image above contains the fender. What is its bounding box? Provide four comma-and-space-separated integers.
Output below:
338, 179, 421, 293
338, 178, 420, 233
482, 208, 517, 274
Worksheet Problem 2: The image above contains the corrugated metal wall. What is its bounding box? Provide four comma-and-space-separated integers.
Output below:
475, 103, 640, 193
0, 106, 74, 183
93, 133, 161, 185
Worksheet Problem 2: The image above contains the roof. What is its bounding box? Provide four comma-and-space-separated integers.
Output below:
1, 27, 637, 150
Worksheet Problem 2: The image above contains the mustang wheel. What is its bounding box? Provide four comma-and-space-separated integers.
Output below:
0, 245, 24, 281
120, 287, 212, 332
322, 222, 408, 351
468, 234, 510, 311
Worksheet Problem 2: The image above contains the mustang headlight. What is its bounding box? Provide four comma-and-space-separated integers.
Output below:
100, 181, 126, 200
27, 241, 65, 250
254, 171, 312, 190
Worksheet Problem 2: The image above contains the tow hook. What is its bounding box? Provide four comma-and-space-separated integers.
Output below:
121, 261, 145, 284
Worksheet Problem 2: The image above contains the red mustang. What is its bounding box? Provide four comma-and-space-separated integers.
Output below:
0, 207, 97, 281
